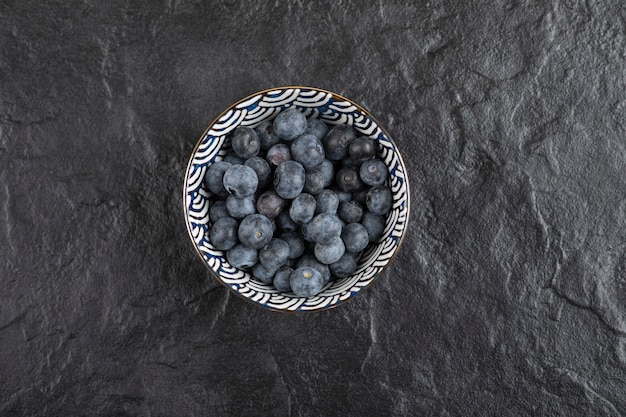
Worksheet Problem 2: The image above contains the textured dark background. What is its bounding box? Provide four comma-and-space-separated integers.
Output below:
2, 0, 626, 416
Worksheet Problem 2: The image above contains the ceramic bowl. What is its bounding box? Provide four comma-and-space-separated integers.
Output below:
183, 86, 410, 312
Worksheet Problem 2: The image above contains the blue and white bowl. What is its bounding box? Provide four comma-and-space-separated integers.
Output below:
183, 87, 410, 312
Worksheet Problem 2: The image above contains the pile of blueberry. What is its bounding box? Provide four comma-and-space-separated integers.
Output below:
204, 108, 392, 297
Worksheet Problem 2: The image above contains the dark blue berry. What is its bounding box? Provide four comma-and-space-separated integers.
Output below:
252, 262, 277, 284
290, 134, 325, 169
222, 153, 244, 165
244, 156, 271, 188
352, 189, 369, 206
231, 126, 260, 159
281, 231, 305, 259
266, 144, 292, 167
359, 159, 388, 186
274, 108, 307, 141
297, 254, 331, 284
226, 195, 256, 219
205, 161, 232, 196
322, 125, 355, 160
255, 119, 282, 150
256, 191, 285, 219
366, 186, 392, 215
336, 166, 364, 192
303, 169, 326, 195
273, 266, 293, 291
338, 200, 363, 223
341, 223, 369, 253
329, 252, 358, 278
314, 237, 345, 265
333, 188, 352, 203
238, 214, 273, 249
307, 213, 342, 244
223, 164, 258, 197
289, 193, 316, 224
226, 244, 258, 269
315, 189, 339, 214
259, 238, 290, 270
318, 159, 335, 187
209, 200, 230, 222
305, 118, 329, 140
276, 210, 298, 231
300, 221, 315, 242
361, 211, 385, 242
274, 161, 305, 199
348, 137, 377, 163
290, 267, 324, 297
209, 217, 239, 250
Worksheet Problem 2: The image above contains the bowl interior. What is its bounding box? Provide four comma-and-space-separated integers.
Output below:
184, 87, 409, 312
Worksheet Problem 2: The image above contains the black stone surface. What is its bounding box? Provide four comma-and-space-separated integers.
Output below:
2, 1, 626, 416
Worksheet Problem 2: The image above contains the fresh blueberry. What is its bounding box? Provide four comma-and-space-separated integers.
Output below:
318, 159, 335, 187
223, 164, 258, 197
255, 119, 282, 151
322, 125, 355, 160
266, 144, 292, 167
366, 186, 393, 215
303, 169, 326, 195
341, 155, 362, 168
274, 161, 305, 199
352, 189, 369, 207
338, 200, 363, 223
276, 210, 298, 232
329, 253, 358, 278
281, 231, 305, 259
289, 267, 324, 297
209, 217, 239, 251
333, 188, 352, 203
307, 213, 342, 244
244, 156, 271, 188
315, 189, 339, 214
252, 262, 277, 284
314, 237, 346, 264
205, 161, 232, 196
348, 137, 378, 164
341, 223, 369, 253
273, 107, 307, 141
226, 195, 256, 219
259, 238, 290, 270
231, 126, 260, 159
289, 193, 316, 224
359, 159, 388, 186
256, 191, 285, 219
238, 214, 273, 249
305, 118, 329, 140
226, 244, 258, 270
209, 200, 230, 222
290, 134, 325, 169
361, 211, 386, 242
336, 166, 364, 192
300, 221, 315, 242
297, 254, 331, 284
273, 266, 293, 292
222, 153, 244, 165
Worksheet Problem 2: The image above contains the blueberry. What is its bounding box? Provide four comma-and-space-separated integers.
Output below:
359, 159, 388, 187
318, 159, 335, 187
315, 189, 339, 214
273, 266, 293, 292
252, 262, 277, 284
209, 200, 230, 222
226, 244, 258, 269
305, 118, 329, 140
231, 126, 260, 159
300, 221, 315, 243
303, 169, 326, 195
348, 137, 377, 164
238, 214, 273, 249
341, 155, 362, 168
204, 161, 232, 196
290, 134, 325, 169
259, 238, 290, 270
256, 191, 285, 219
266, 144, 292, 167
336, 166, 364, 192
273, 107, 307, 141
361, 211, 386, 242
223, 164, 258, 197
322, 125, 355, 160
255, 119, 282, 151
341, 223, 369, 253
276, 210, 298, 232
289, 267, 324, 297
281, 231, 305, 259
329, 253, 358, 278
222, 153, 244, 165
209, 217, 239, 251
274, 161, 305, 199
307, 213, 342, 244
226, 195, 256, 219
333, 188, 352, 203
244, 156, 271, 188
338, 200, 363, 223
366, 186, 393, 215
314, 237, 345, 264
289, 193, 316, 224
352, 189, 369, 206
297, 254, 331, 284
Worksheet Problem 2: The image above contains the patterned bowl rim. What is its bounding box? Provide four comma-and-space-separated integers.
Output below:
182, 85, 411, 312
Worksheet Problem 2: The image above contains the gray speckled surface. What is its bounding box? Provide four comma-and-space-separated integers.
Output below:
2, 1, 626, 415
